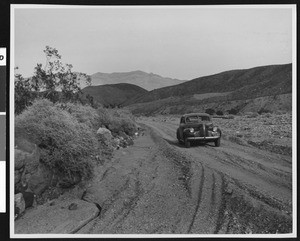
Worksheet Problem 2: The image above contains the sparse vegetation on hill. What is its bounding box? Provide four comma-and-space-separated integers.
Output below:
81, 83, 148, 108
126, 93, 292, 116
124, 64, 292, 115
213, 112, 293, 156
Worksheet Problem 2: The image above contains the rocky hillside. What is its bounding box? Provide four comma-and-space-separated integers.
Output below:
124, 64, 292, 105
81, 83, 148, 107
90, 70, 186, 91
124, 64, 292, 115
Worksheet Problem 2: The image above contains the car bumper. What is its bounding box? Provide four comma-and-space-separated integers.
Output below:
186, 136, 220, 141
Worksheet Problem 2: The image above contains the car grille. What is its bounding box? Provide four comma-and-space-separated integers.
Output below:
194, 124, 204, 136
194, 124, 213, 137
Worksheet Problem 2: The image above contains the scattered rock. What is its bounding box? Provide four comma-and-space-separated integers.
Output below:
15, 171, 22, 186
68, 203, 78, 210
15, 193, 26, 219
226, 188, 233, 195
28, 163, 54, 195
97, 127, 112, 135
15, 152, 25, 170
15, 197, 100, 234
23, 191, 35, 208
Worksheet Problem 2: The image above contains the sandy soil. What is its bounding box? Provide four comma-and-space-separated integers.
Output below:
75, 116, 292, 234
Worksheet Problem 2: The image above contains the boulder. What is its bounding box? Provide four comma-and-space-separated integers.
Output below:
97, 127, 112, 136
15, 193, 26, 219
28, 162, 54, 195
14, 196, 100, 234
97, 127, 114, 147
14, 137, 57, 198
15, 139, 40, 174
14, 170, 22, 185
23, 191, 35, 208
118, 131, 127, 139
15, 150, 25, 170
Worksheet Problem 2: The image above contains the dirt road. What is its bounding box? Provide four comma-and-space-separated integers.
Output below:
77, 117, 293, 234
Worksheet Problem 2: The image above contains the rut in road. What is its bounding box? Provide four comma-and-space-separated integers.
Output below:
140, 119, 293, 234
76, 124, 230, 234
75, 118, 292, 234
147, 123, 229, 233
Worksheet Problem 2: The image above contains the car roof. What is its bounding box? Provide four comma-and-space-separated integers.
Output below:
182, 113, 210, 117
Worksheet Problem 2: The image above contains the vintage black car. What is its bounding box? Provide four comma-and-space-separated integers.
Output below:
176, 113, 221, 148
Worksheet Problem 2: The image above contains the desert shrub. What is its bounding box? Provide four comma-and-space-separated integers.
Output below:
109, 108, 136, 121
96, 107, 137, 136
15, 99, 99, 180
169, 106, 181, 115
226, 115, 235, 119
228, 108, 239, 115
107, 117, 137, 136
96, 106, 112, 126
216, 110, 224, 116
57, 102, 100, 130
205, 108, 215, 115
245, 112, 259, 118
258, 108, 272, 115
262, 112, 272, 118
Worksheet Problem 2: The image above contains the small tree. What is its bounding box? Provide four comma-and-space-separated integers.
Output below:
15, 68, 37, 114
15, 46, 91, 114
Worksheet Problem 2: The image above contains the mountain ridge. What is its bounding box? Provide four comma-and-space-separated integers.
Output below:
90, 70, 186, 91
81, 83, 147, 108
123, 63, 292, 115
123, 63, 292, 106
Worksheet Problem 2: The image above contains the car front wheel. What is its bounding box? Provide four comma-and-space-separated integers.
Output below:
177, 131, 182, 144
215, 138, 221, 147
184, 138, 191, 148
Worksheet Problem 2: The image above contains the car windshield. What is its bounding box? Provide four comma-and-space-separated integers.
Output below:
186, 115, 210, 123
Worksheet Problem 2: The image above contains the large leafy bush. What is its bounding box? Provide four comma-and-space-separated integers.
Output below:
58, 102, 99, 130
15, 99, 99, 180
96, 107, 137, 136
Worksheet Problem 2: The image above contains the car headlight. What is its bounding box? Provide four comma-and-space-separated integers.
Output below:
184, 128, 194, 133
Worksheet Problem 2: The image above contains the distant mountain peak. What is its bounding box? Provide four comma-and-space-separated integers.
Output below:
90, 70, 186, 91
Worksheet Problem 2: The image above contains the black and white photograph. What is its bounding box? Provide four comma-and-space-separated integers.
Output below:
10, 4, 296, 238
0, 48, 6, 113
0, 115, 5, 161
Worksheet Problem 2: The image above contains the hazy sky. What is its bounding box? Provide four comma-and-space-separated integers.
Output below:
13, 6, 294, 80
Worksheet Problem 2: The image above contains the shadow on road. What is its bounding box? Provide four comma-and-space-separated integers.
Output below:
164, 138, 211, 149
164, 138, 185, 148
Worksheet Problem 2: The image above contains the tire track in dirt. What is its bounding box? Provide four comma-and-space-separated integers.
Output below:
139, 118, 293, 234
187, 165, 205, 233
78, 125, 197, 234
142, 120, 227, 234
